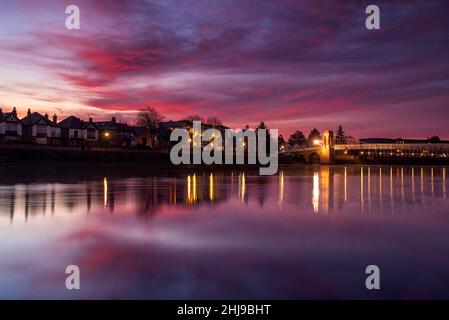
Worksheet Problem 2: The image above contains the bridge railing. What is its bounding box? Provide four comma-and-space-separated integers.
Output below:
334, 143, 449, 152
280, 145, 321, 153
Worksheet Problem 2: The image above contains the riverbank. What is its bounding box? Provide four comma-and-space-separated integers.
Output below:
0, 144, 170, 164
1, 145, 448, 166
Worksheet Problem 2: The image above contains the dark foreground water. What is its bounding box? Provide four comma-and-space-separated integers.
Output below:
0, 165, 448, 299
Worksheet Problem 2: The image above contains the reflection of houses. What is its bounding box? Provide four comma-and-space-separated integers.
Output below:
59, 116, 99, 146
21, 109, 61, 144
0, 108, 22, 143
95, 117, 136, 148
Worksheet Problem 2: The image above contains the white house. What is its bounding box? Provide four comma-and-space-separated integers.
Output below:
21, 109, 61, 144
58, 116, 99, 146
0, 107, 22, 142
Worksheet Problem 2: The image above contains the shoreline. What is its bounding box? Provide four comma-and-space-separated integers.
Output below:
1, 145, 449, 167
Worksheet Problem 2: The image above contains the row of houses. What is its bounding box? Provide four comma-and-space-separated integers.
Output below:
0, 108, 231, 149
0, 108, 152, 148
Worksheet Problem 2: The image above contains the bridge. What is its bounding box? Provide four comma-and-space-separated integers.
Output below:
280, 130, 449, 164
280, 130, 335, 164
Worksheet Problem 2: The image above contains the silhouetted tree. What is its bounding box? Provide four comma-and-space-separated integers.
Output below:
184, 115, 205, 122
206, 116, 223, 126
256, 121, 271, 154
428, 136, 441, 143
278, 134, 285, 145
288, 130, 306, 146
135, 107, 165, 146
345, 135, 356, 144
308, 128, 321, 142
257, 121, 267, 130
335, 125, 346, 144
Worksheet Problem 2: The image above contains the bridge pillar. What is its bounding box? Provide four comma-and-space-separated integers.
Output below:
320, 130, 334, 164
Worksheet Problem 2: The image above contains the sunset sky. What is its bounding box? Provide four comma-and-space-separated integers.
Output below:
0, 0, 448, 138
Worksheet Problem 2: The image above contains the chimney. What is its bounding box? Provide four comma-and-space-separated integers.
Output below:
53, 114, 57, 124
44, 113, 49, 119
12, 107, 17, 116
111, 117, 116, 124
27, 108, 31, 117
0, 108, 2, 116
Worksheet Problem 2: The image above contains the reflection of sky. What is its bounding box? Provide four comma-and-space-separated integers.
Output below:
0, 166, 449, 298
0, 1, 449, 138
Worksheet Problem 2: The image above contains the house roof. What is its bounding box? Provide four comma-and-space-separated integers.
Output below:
21, 112, 58, 127
0, 112, 21, 123
58, 116, 84, 129
82, 121, 98, 130
94, 119, 134, 133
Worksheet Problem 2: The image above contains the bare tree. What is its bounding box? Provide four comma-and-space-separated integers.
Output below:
335, 125, 346, 145
135, 107, 165, 146
183, 115, 205, 122
206, 116, 223, 126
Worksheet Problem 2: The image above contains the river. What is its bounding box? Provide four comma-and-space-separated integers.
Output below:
0, 165, 448, 299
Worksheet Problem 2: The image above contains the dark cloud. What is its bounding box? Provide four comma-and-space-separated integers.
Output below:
2, 0, 449, 137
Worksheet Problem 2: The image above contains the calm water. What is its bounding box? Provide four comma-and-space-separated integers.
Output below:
0, 165, 449, 299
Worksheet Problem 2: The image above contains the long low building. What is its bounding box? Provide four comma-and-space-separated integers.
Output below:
359, 137, 449, 144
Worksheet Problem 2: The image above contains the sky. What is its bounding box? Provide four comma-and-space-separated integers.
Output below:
0, 0, 448, 138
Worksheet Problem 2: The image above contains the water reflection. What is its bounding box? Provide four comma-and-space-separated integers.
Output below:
444, 167, 447, 198
312, 171, 319, 213
1, 165, 448, 224
238, 173, 245, 202
1, 165, 449, 299
103, 177, 108, 208
278, 171, 284, 208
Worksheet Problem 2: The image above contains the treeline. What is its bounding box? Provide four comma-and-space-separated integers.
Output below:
136, 107, 357, 147
278, 125, 354, 147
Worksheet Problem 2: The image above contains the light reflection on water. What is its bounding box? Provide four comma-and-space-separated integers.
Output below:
0, 165, 449, 299
1, 166, 448, 220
